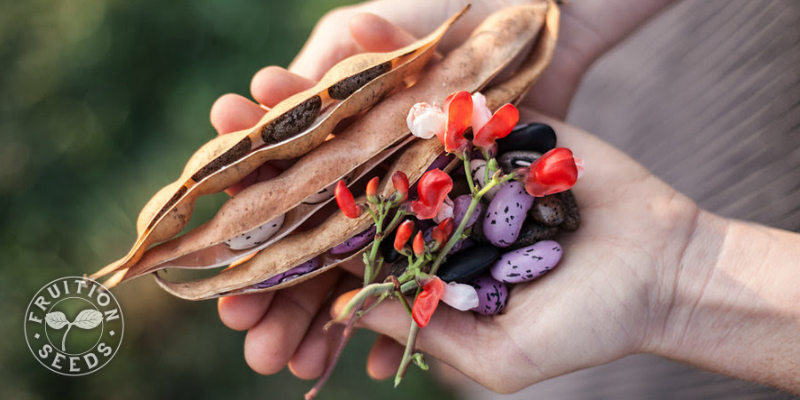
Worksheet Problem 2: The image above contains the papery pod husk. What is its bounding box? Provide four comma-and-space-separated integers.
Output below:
115, 135, 415, 281
99, 1, 551, 288
91, 7, 467, 281
154, 0, 560, 300
155, 137, 446, 300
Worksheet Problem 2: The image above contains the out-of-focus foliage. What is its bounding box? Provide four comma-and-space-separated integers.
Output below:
0, 0, 456, 399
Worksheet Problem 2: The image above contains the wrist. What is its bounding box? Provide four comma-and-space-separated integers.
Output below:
648, 212, 800, 393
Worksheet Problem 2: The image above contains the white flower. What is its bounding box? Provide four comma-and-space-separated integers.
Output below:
441, 281, 479, 311
407, 102, 446, 139
470, 92, 492, 134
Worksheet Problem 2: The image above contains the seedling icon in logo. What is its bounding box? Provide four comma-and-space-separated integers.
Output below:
25, 276, 123, 376
45, 309, 103, 352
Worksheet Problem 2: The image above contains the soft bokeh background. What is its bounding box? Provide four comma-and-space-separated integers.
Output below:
0, 0, 455, 399
5, 0, 800, 399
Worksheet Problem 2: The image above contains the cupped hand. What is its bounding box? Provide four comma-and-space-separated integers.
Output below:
212, 0, 679, 384
334, 108, 701, 392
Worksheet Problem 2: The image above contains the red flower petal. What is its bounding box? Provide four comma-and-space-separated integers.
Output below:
523, 148, 580, 197
391, 171, 409, 202
410, 169, 453, 220
473, 103, 519, 150
335, 180, 362, 218
412, 231, 425, 256
366, 176, 379, 200
394, 220, 414, 253
441, 91, 472, 154
432, 217, 454, 247
412, 277, 444, 328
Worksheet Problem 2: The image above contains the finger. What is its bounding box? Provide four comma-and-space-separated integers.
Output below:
367, 334, 405, 380
210, 93, 265, 135
330, 291, 485, 375
250, 66, 317, 108
244, 269, 341, 375
288, 273, 362, 380
348, 13, 417, 52
217, 291, 275, 331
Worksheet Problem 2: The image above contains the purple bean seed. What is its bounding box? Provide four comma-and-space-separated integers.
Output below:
453, 194, 483, 229
490, 240, 562, 283
469, 159, 500, 200
330, 226, 376, 254
254, 257, 321, 288
482, 181, 535, 247
470, 273, 508, 315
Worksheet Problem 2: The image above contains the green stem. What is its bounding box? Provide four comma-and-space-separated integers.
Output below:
395, 289, 414, 317
395, 321, 420, 387
331, 282, 395, 324
463, 155, 475, 194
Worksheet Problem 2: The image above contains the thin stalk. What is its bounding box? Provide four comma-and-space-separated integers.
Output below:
463, 155, 475, 193
395, 320, 420, 387
306, 303, 363, 400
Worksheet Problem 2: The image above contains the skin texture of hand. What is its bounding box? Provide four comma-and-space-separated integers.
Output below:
208, 0, 800, 392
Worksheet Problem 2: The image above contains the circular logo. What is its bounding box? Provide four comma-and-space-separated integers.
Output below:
24, 276, 123, 376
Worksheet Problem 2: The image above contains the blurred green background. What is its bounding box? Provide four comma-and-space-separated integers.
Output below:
0, 0, 456, 399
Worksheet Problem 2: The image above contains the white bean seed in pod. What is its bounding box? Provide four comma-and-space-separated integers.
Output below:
223, 214, 286, 250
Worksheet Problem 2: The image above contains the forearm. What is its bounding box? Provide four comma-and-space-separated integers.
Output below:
654, 211, 800, 393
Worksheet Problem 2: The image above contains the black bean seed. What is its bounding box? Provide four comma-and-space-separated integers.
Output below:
496, 123, 557, 155
436, 245, 501, 283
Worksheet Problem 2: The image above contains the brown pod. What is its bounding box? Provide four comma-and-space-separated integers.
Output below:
91, 7, 468, 281
153, 1, 561, 300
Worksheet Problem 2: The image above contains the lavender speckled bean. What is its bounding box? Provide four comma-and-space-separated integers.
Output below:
482, 181, 535, 247
490, 240, 562, 283
254, 257, 321, 288
469, 159, 500, 200
453, 194, 482, 228
470, 273, 508, 315
330, 226, 376, 254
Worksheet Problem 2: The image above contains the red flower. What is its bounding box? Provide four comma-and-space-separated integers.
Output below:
431, 217, 454, 248
473, 103, 519, 152
522, 148, 584, 197
334, 180, 362, 218
391, 171, 409, 202
366, 176, 379, 201
394, 220, 414, 253
412, 231, 425, 256
439, 91, 472, 154
410, 169, 453, 220
412, 277, 444, 328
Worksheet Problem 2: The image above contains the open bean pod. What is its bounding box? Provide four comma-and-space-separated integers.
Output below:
91, 6, 468, 281
152, 1, 561, 300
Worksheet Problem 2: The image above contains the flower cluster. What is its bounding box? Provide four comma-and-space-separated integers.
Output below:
326, 90, 584, 390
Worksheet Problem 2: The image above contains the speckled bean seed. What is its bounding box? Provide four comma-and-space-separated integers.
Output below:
490, 240, 562, 283
224, 214, 285, 250
482, 181, 535, 247
453, 194, 483, 229
470, 273, 508, 315
530, 195, 565, 227
469, 159, 500, 201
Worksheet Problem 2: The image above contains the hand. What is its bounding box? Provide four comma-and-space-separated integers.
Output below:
211, 0, 679, 382
335, 109, 703, 391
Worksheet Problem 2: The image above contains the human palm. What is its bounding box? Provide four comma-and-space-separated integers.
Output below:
211, 0, 684, 387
